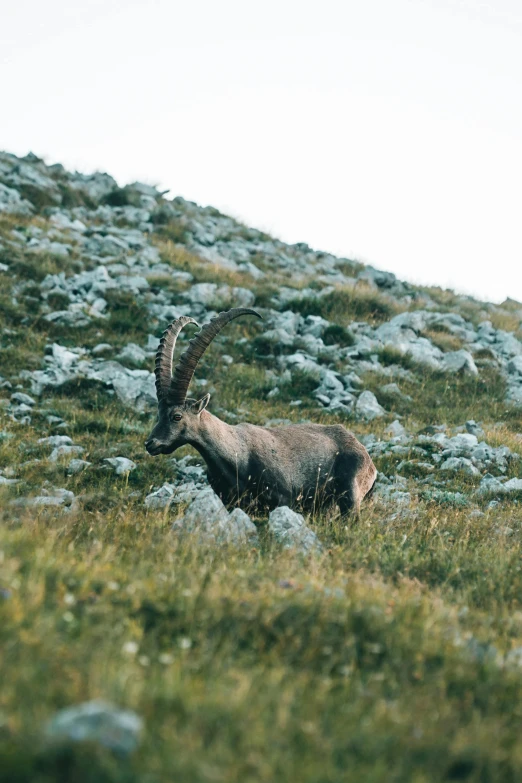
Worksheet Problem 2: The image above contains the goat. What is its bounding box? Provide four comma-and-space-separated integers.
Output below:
145, 308, 377, 516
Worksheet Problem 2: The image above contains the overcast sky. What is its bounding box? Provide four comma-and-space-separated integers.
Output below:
2, 0, 521, 303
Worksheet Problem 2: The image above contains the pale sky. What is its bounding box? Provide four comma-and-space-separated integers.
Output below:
2, 0, 522, 303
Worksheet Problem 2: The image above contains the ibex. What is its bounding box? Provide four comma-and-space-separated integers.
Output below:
145, 308, 377, 516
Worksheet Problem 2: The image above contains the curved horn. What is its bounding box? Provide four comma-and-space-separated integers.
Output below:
169, 307, 262, 406
154, 316, 199, 402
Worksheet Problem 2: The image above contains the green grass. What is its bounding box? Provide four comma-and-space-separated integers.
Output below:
3, 497, 522, 782
2, 206, 522, 782
363, 367, 516, 429
289, 283, 404, 325
2, 347, 522, 781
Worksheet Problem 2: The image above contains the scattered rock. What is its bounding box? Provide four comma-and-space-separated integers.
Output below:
379, 383, 412, 402
11, 487, 76, 509
46, 700, 143, 755
465, 420, 485, 437
144, 483, 177, 510
92, 343, 113, 355
38, 435, 73, 447
67, 459, 92, 475
385, 419, 407, 439
503, 478, 522, 493
117, 343, 148, 364
171, 488, 259, 547
104, 457, 136, 475
354, 391, 386, 421
439, 457, 480, 477
0, 182, 34, 215
10, 392, 36, 406
475, 474, 506, 496
268, 506, 323, 554
441, 350, 479, 376
49, 444, 84, 462
0, 475, 19, 486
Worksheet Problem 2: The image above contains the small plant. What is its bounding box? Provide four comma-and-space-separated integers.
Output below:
322, 323, 355, 347
105, 291, 151, 339
102, 186, 141, 208
377, 346, 415, 369
289, 283, 403, 325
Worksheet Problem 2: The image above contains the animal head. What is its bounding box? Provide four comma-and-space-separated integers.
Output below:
145, 307, 261, 456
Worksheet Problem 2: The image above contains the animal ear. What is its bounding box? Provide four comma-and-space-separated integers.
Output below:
192, 393, 210, 414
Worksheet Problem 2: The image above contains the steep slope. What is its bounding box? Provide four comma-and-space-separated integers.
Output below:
1, 150, 522, 782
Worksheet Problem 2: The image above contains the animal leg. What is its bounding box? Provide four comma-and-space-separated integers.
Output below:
338, 488, 361, 520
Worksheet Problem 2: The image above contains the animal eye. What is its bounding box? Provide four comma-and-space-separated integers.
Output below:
173, 413, 182, 421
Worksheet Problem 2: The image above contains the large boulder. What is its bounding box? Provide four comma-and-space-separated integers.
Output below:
268, 506, 323, 554
171, 488, 259, 548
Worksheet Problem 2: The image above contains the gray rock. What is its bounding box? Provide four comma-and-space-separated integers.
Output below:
23, 344, 157, 411
67, 459, 91, 475
46, 700, 143, 755
173, 487, 227, 527
185, 282, 218, 306
507, 356, 522, 376
442, 433, 479, 455
385, 420, 407, 438
441, 350, 479, 376
379, 382, 412, 402
38, 435, 73, 447
43, 308, 91, 327
12, 487, 76, 509
465, 420, 485, 437
313, 369, 355, 411
301, 314, 331, 338
439, 457, 480, 477
144, 483, 176, 510
474, 474, 506, 496
227, 508, 260, 546
117, 343, 148, 364
354, 390, 386, 420
0, 475, 19, 485
239, 261, 265, 279
230, 286, 256, 308
68, 170, 118, 201
503, 478, 522, 493
110, 370, 156, 410
49, 445, 84, 462
284, 352, 322, 375
104, 457, 136, 475
144, 480, 201, 509
0, 182, 34, 215
172, 488, 259, 547
170, 481, 202, 504
185, 282, 255, 308
50, 212, 87, 234
10, 392, 36, 406
92, 343, 113, 355
268, 506, 323, 554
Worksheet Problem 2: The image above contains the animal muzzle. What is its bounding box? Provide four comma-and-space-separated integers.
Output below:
145, 438, 165, 456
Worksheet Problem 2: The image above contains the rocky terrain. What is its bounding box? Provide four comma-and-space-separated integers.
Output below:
1, 150, 522, 782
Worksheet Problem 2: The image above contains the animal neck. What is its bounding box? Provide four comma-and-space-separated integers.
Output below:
187, 411, 242, 473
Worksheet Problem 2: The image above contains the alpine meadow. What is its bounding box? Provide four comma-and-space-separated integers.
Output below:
1, 150, 522, 783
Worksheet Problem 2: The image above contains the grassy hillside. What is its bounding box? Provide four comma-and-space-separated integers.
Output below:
1, 151, 522, 782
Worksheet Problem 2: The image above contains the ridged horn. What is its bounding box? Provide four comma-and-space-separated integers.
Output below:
154, 316, 199, 402
168, 307, 262, 406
